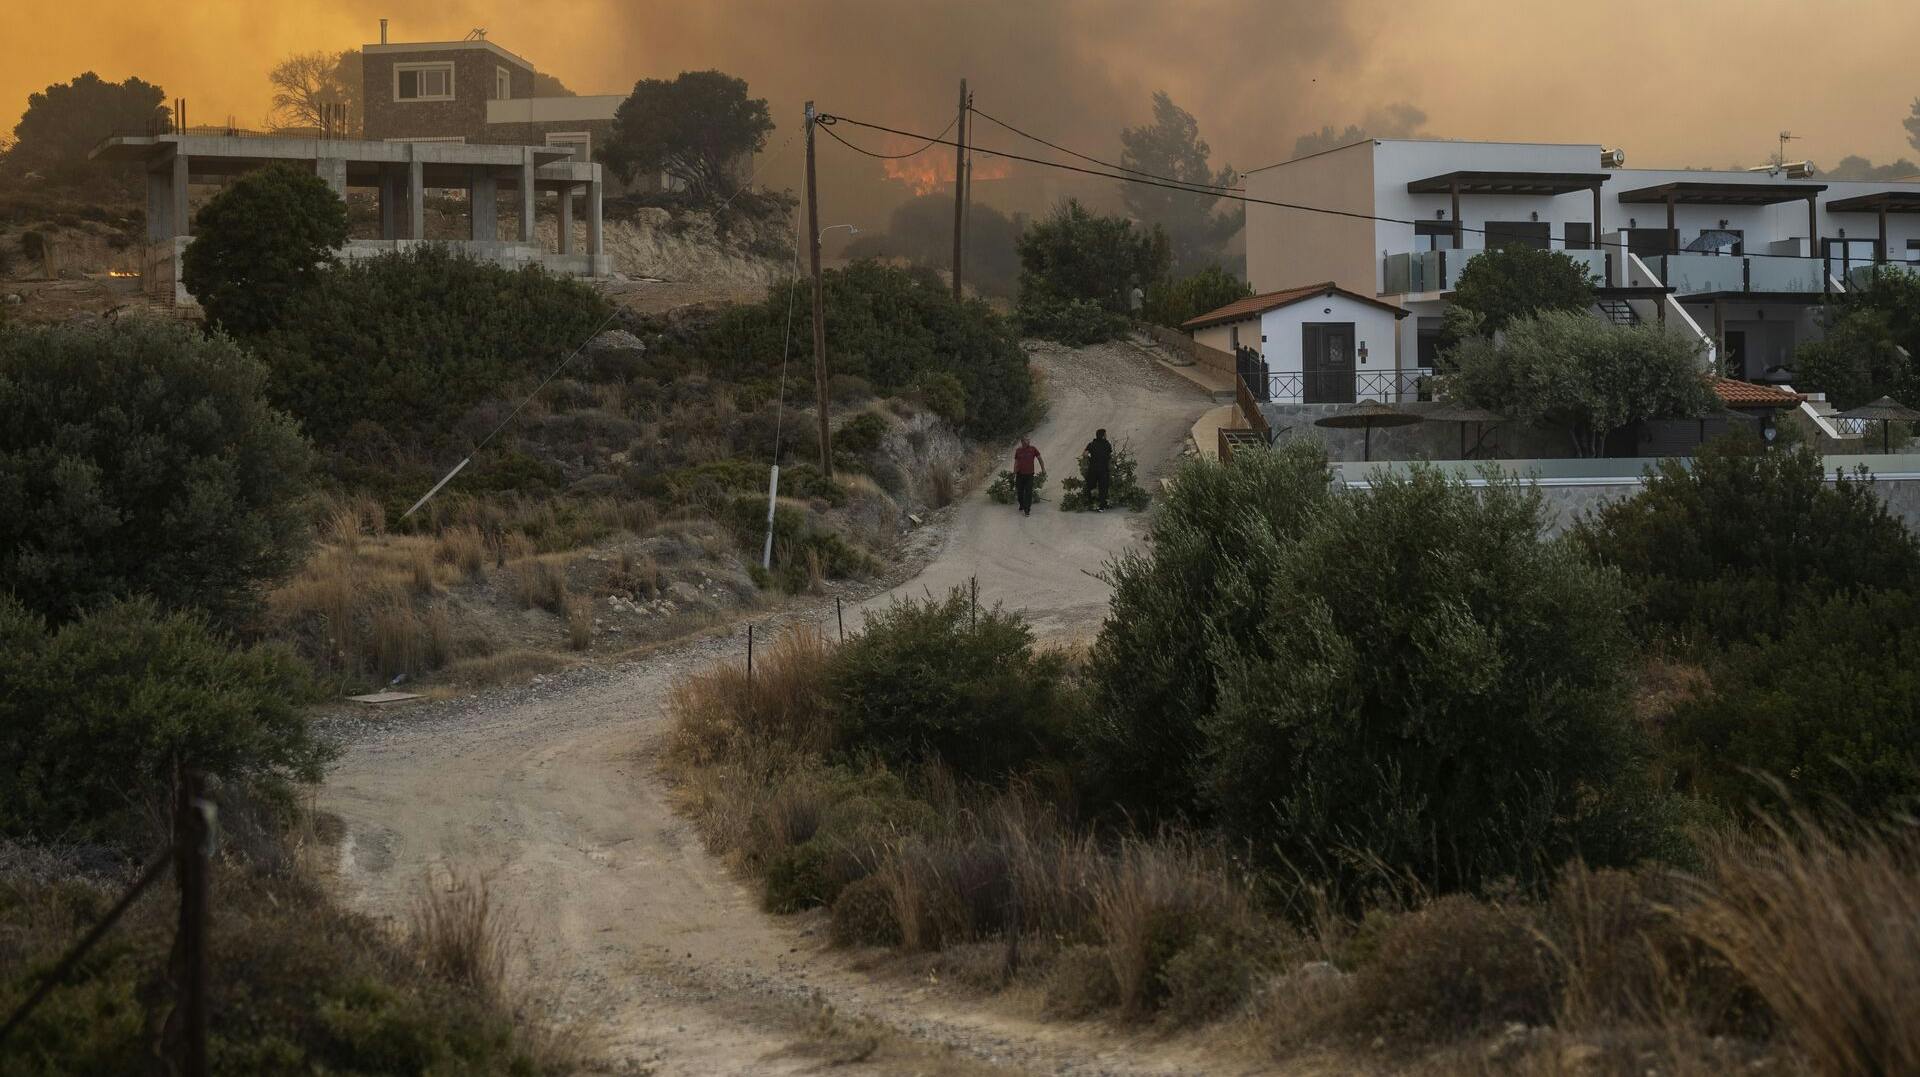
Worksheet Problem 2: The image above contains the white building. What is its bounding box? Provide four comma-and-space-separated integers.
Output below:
1231, 138, 1920, 404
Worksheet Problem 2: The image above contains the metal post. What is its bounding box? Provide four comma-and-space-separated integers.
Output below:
1449, 180, 1462, 249
804, 102, 833, 478
760, 464, 780, 570
746, 624, 755, 693
836, 596, 844, 642
970, 576, 978, 632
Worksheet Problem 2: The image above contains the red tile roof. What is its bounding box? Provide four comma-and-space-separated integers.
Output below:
1182, 281, 1408, 330
1710, 376, 1804, 409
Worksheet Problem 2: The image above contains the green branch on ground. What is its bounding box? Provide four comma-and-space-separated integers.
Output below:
1059, 446, 1150, 511
987, 469, 1048, 505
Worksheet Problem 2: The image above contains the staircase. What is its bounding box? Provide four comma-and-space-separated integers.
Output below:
1595, 298, 1639, 326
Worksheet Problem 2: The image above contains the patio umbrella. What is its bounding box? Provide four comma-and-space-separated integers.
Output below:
1314, 400, 1423, 462
1685, 229, 1744, 255
1419, 403, 1507, 459
1834, 396, 1920, 453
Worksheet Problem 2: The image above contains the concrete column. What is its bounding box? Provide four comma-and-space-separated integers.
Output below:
471, 167, 497, 241
378, 167, 398, 239
316, 157, 347, 200
518, 151, 536, 243
147, 168, 171, 240
587, 178, 603, 258
171, 152, 190, 237
407, 159, 424, 242
558, 184, 574, 254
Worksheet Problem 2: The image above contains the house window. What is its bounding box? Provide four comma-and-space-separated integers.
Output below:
1564, 223, 1593, 250
1483, 221, 1551, 251
395, 62, 455, 102
545, 131, 590, 162
1415, 220, 1454, 251
1907, 239, 1920, 263
495, 66, 512, 101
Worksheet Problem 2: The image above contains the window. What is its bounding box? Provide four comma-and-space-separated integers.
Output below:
545, 131, 590, 162
394, 62, 454, 102
494, 66, 511, 101
1415, 220, 1455, 251
1483, 221, 1551, 251
1907, 239, 1920, 263
1564, 223, 1593, 250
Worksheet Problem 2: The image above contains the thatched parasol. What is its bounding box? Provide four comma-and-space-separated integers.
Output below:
1419, 403, 1507, 459
1314, 400, 1423, 462
1834, 396, 1920, 453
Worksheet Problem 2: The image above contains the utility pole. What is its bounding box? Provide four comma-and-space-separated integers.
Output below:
804, 102, 833, 479
951, 78, 968, 301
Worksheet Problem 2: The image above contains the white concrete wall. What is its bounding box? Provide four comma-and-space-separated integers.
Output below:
1193, 319, 1258, 357
1257, 294, 1401, 377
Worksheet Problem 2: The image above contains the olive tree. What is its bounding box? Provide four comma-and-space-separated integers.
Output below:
181, 162, 348, 336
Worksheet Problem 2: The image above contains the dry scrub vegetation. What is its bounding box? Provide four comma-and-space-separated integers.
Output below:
664, 618, 1920, 1075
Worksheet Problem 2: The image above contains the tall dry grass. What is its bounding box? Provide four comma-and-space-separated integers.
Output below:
409, 873, 511, 1001
666, 627, 837, 767
1681, 814, 1920, 1076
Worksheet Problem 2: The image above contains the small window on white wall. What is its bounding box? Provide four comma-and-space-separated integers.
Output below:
395, 63, 454, 102
495, 67, 511, 101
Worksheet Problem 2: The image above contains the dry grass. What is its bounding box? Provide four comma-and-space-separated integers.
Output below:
666, 627, 836, 767
1681, 814, 1920, 1076
512, 557, 570, 615
409, 872, 511, 1001
436, 525, 488, 580
565, 599, 594, 652
1093, 833, 1262, 1015
441, 648, 575, 686
927, 463, 956, 508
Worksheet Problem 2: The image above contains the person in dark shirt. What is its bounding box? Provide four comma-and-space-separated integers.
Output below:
1084, 428, 1113, 511
1012, 436, 1044, 516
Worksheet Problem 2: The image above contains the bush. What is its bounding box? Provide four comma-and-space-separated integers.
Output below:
1016, 295, 1127, 345
1140, 264, 1252, 330
1443, 310, 1714, 456
0, 319, 311, 626
661, 260, 1036, 437
1664, 589, 1920, 818
830, 874, 903, 947
1447, 244, 1597, 337
1043, 945, 1121, 1018
1015, 198, 1169, 343
1059, 446, 1150, 512
0, 596, 328, 845
1198, 464, 1672, 891
1082, 442, 1335, 821
829, 588, 1072, 781
1160, 931, 1260, 1026
181, 162, 349, 335
1347, 895, 1555, 1043
245, 246, 612, 444
1576, 439, 1920, 647
986, 468, 1047, 505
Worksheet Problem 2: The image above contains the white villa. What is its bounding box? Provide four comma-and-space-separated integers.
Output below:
1206, 137, 1920, 420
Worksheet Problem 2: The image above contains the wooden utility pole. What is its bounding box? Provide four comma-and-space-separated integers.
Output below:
804, 102, 833, 478
951, 78, 968, 300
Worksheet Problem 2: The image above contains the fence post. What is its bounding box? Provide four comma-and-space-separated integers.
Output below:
835, 597, 844, 642
970, 576, 979, 632
172, 764, 211, 1077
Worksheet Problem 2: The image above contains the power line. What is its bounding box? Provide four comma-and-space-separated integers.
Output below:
817, 110, 1852, 263
967, 103, 1243, 192
838, 111, 959, 159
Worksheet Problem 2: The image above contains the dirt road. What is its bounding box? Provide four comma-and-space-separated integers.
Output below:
320, 341, 1230, 1075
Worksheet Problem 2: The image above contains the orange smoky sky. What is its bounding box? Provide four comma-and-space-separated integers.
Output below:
9, 0, 1920, 233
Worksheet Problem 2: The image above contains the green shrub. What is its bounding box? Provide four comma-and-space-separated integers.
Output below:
911, 370, 968, 425
1140, 264, 1251, 330
245, 246, 612, 444
0, 319, 311, 626
727, 496, 868, 593
660, 260, 1036, 437
833, 410, 890, 459
1576, 439, 1920, 647
1447, 244, 1596, 337
763, 841, 843, 913
1159, 932, 1260, 1026
829, 588, 1072, 780
1017, 295, 1127, 345
1347, 895, 1555, 1044
1082, 442, 1335, 820
180, 162, 349, 336
986, 468, 1047, 505
830, 874, 902, 947
0, 596, 328, 845
1200, 464, 1671, 891
1059, 446, 1150, 512
1015, 198, 1169, 344
1665, 589, 1920, 818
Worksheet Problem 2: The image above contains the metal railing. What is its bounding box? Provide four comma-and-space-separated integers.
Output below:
1247, 369, 1433, 405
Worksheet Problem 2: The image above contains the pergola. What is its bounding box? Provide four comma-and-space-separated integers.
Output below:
1616, 181, 1828, 255
1823, 190, 1920, 264
1406, 170, 1612, 249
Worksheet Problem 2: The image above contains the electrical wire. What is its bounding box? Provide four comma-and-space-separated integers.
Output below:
839, 111, 959, 159
967, 103, 1243, 192
817, 110, 1850, 263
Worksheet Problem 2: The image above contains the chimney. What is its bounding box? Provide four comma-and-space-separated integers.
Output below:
379, 18, 388, 44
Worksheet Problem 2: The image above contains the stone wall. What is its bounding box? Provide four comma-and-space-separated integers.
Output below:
1140, 322, 1235, 377
363, 48, 534, 142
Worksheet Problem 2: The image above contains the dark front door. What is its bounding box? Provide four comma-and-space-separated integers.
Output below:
1723, 330, 1748, 378
1484, 220, 1551, 251
1303, 322, 1356, 404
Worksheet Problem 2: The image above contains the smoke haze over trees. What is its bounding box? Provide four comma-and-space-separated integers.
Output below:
843, 194, 1025, 297
1290, 102, 1430, 159
1119, 92, 1242, 273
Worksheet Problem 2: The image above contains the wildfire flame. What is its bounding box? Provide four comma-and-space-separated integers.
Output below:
107, 270, 140, 278
880, 138, 1012, 196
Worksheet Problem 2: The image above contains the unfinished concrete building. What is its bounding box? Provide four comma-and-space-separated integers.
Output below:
91, 133, 610, 306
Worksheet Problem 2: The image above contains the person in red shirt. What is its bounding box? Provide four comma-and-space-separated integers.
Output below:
1012, 436, 1045, 516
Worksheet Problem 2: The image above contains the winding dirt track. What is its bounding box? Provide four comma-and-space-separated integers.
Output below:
320, 342, 1234, 1075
